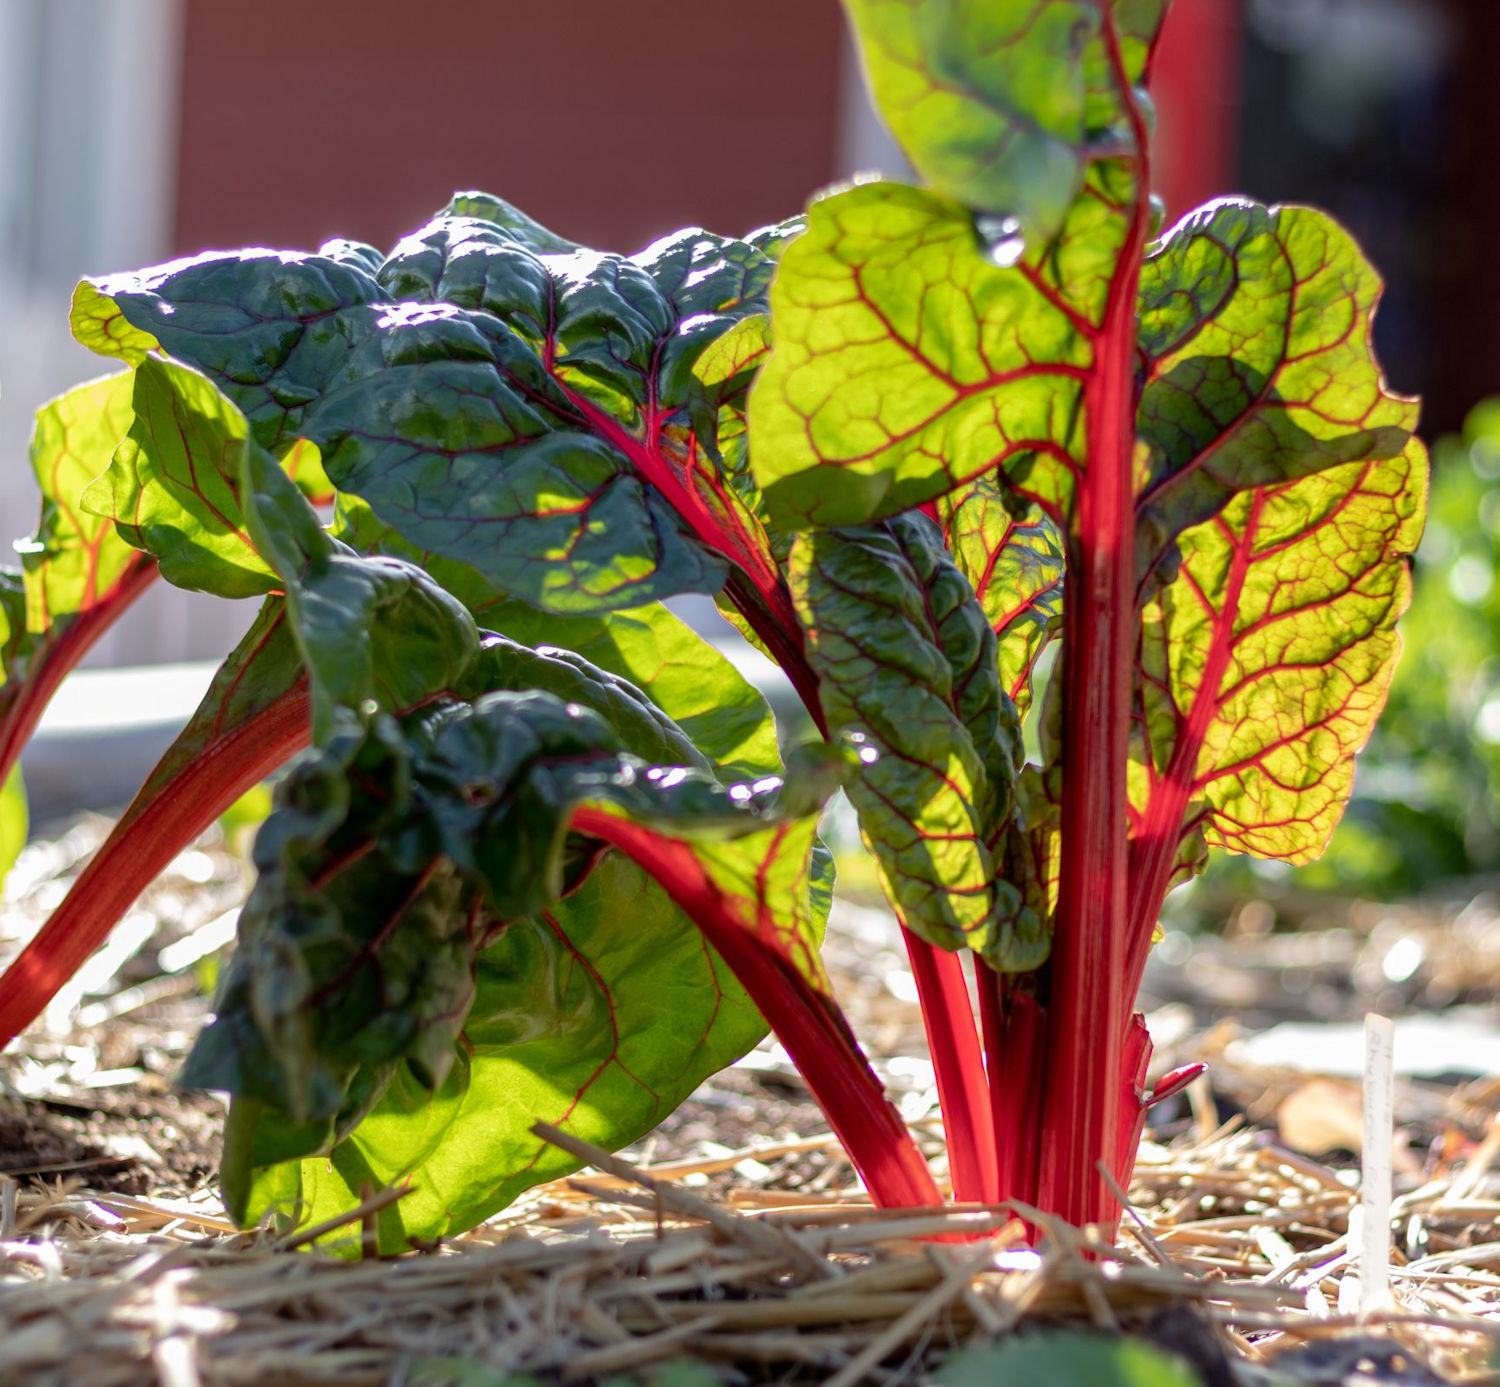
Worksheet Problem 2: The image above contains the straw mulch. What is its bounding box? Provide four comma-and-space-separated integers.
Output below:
2, 1109, 1499, 1387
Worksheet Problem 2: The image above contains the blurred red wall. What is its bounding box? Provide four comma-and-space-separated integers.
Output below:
1152, 0, 1243, 222
175, 1, 844, 256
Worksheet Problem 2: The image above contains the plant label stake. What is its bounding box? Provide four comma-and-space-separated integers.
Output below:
1358, 1012, 1396, 1316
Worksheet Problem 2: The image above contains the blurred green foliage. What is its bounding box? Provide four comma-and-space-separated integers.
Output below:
0, 766, 24, 888
217, 781, 274, 862
939, 1332, 1203, 1387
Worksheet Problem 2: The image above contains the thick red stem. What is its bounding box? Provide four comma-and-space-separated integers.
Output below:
573, 809, 941, 1208
0, 680, 311, 1047
1036, 17, 1153, 1230
901, 927, 997, 1202
979, 969, 1045, 1207
0, 555, 159, 786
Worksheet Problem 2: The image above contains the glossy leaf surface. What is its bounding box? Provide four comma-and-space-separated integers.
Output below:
71, 196, 793, 616
333, 493, 781, 779
240, 448, 480, 741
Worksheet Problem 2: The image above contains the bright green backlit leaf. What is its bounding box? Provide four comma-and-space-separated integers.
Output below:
0, 374, 153, 793
20, 371, 142, 633
0, 570, 25, 688
938, 473, 1064, 715
82, 360, 281, 599
1135, 201, 1418, 578
748, 179, 1100, 529
1131, 440, 1427, 867
0, 765, 26, 890
843, 0, 1151, 245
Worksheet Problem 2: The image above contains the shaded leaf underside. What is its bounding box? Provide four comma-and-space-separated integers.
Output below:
790, 512, 1040, 968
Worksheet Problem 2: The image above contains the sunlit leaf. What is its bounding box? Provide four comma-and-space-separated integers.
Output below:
938, 474, 1064, 714
1135, 201, 1417, 578
1130, 441, 1427, 881
71, 197, 793, 616
842, 1, 1161, 243
0, 766, 25, 890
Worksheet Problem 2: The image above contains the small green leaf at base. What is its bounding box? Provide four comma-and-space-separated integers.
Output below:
939, 1332, 1203, 1387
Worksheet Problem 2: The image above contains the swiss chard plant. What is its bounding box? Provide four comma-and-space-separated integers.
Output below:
0, 0, 1423, 1247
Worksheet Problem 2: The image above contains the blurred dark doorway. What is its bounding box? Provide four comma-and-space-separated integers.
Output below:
1232, 0, 1491, 435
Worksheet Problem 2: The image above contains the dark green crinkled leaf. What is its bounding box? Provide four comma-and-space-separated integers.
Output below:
938, 474, 1064, 714
790, 512, 1041, 969
440, 190, 580, 253
71, 196, 791, 616
236, 852, 764, 1253
333, 494, 781, 779
842, 0, 1155, 244
182, 475, 831, 1249
183, 714, 488, 1138
1134, 201, 1418, 580
188, 684, 834, 1251
480, 603, 782, 780
239, 447, 480, 741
